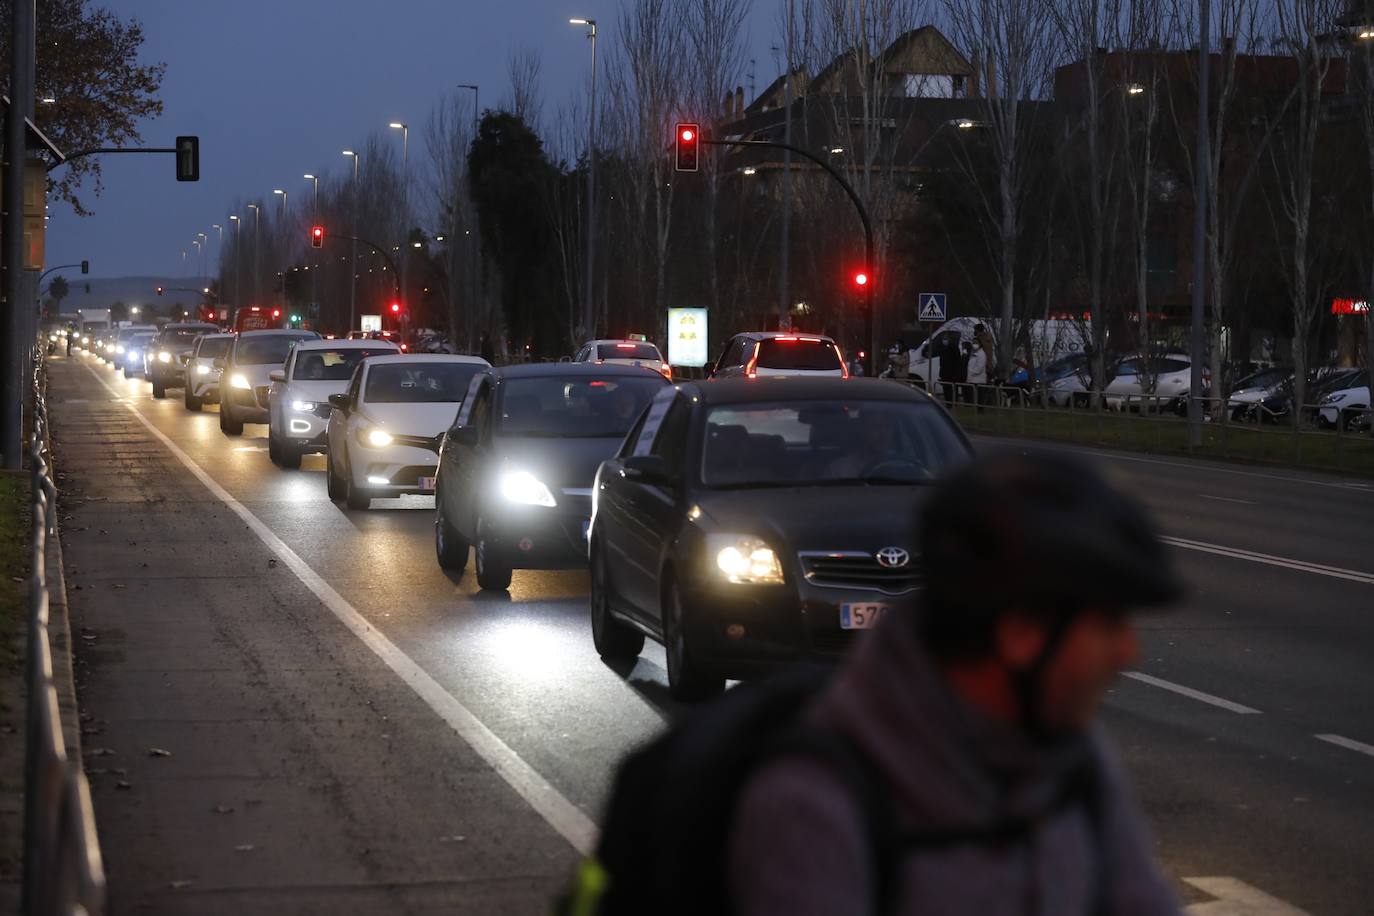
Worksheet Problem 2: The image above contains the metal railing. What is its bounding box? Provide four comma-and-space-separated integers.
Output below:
902, 378, 1374, 476
23, 352, 106, 916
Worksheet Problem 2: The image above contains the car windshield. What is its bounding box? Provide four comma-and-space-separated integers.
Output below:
754, 338, 843, 371
363, 362, 484, 403
1234, 367, 1289, 391
235, 334, 312, 365
498, 375, 664, 438
294, 348, 394, 381
196, 337, 231, 359
159, 329, 211, 348
700, 401, 967, 489
127, 335, 154, 349
597, 343, 661, 361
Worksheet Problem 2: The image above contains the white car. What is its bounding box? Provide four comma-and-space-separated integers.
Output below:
1104, 354, 1198, 411
1227, 366, 1290, 420
1318, 382, 1371, 429
184, 332, 234, 411
710, 331, 847, 378
266, 338, 400, 468
574, 339, 672, 379
219, 329, 321, 436
325, 355, 491, 510
120, 332, 157, 378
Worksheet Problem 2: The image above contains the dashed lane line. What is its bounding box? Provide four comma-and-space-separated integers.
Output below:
1314, 733, 1374, 759
1121, 672, 1263, 715
79, 359, 599, 856
1163, 535, 1374, 586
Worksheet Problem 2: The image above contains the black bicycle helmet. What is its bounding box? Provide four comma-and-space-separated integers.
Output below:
917, 450, 1182, 658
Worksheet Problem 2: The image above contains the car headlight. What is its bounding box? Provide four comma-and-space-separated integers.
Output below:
1324, 392, 1347, 404
230, 373, 251, 390
158, 351, 172, 363
114, 345, 125, 354
708, 534, 785, 585
359, 428, 393, 448
196, 364, 211, 376
291, 399, 317, 412
499, 470, 556, 507
81, 336, 89, 344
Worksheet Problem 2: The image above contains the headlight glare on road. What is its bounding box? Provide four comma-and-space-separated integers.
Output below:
196, 364, 211, 376
366, 429, 393, 448
709, 534, 784, 585
158, 351, 172, 363
291, 400, 317, 412
230, 373, 251, 390
499, 470, 556, 507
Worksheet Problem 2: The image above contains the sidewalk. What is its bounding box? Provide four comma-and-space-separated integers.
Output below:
48, 359, 578, 914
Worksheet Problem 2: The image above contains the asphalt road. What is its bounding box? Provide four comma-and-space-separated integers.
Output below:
51, 352, 1374, 915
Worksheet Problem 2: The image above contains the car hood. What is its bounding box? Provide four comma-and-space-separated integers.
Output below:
228, 364, 281, 386
693, 485, 931, 554
359, 402, 463, 439
285, 379, 350, 401
495, 435, 625, 492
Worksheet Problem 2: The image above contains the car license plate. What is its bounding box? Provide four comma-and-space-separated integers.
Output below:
840, 602, 889, 630
581, 519, 591, 541
419, 476, 436, 492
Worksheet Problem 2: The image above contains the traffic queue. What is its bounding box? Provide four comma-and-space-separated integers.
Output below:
70, 326, 970, 699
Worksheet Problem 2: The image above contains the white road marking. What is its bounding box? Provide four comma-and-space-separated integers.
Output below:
1122, 672, 1262, 715
1198, 494, 1257, 506
81, 362, 597, 855
1183, 876, 1310, 915
1163, 536, 1374, 586
1314, 733, 1374, 759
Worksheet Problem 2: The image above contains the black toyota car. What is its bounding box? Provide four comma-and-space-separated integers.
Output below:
434, 362, 669, 590
587, 377, 972, 700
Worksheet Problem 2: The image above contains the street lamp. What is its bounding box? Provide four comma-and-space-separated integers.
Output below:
389, 122, 410, 316
569, 18, 598, 339
228, 215, 241, 310
456, 84, 480, 352
303, 175, 319, 316
247, 202, 262, 306
342, 150, 360, 331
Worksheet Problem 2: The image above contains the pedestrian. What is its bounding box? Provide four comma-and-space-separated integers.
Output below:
479, 330, 496, 365
936, 331, 963, 406
966, 335, 989, 410
569, 453, 1185, 916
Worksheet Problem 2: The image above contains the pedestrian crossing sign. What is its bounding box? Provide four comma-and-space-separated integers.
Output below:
918, 293, 947, 322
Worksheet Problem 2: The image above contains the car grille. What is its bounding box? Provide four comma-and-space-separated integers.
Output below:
810, 630, 859, 655
390, 465, 438, 486
799, 552, 921, 595
255, 386, 272, 408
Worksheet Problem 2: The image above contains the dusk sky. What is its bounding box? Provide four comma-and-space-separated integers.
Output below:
47, 0, 781, 280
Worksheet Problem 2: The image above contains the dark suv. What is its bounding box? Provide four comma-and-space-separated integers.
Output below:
218, 329, 319, 435
146, 323, 219, 399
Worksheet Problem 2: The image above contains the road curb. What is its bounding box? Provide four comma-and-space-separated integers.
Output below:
40, 405, 83, 759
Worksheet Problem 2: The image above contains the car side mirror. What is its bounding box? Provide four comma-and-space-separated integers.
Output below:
328, 393, 351, 411
451, 425, 479, 446
269, 369, 285, 383
212, 358, 225, 370
622, 454, 672, 485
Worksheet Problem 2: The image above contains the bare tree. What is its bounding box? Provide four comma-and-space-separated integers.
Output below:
425, 89, 483, 348
1264, 0, 1346, 419
943, 0, 1059, 374
507, 46, 545, 132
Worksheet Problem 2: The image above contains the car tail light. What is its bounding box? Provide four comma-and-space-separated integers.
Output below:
745, 345, 759, 379
660, 364, 672, 380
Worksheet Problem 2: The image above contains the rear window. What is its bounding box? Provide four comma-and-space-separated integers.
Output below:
196, 337, 231, 359
754, 338, 843, 371
597, 343, 661, 361
235, 334, 313, 365
293, 348, 395, 381
363, 362, 485, 403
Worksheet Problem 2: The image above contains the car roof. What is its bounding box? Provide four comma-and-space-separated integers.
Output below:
680, 377, 938, 406
199, 332, 235, 340
159, 323, 218, 331
362, 354, 489, 367
732, 331, 837, 343
492, 361, 666, 379
235, 329, 318, 338
586, 339, 661, 349
292, 338, 399, 352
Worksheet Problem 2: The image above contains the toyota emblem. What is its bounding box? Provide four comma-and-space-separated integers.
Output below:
875, 547, 910, 568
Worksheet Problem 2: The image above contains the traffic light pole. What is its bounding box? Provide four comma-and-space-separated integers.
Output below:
701, 137, 875, 375
327, 233, 404, 336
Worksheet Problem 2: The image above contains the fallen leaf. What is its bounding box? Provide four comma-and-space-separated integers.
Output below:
212, 804, 234, 815
86, 748, 115, 757
169, 880, 192, 889
115, 780, 132, 790
234, 844, 255, 852
148, 748, 173, 758
111, 584, 125, 590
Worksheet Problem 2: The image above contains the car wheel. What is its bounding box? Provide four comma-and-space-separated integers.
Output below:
343, 460, 371, 510
122, 367, 133, 379
185, 388, 202, 412
278, 442, 302, 470
220, 402, 243, 436
663, 575, 724, 702
268, 432, 281, 465
590, 542, 644, 660
152, 381, 166, 399
474, 527, 512, 591
326, 452, 344, 502
434, 490, 470, 572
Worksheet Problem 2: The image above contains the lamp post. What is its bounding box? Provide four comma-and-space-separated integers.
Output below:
457, 84, 480, 352
246, 202, 261, 306
197, 232, 208, 285
304, 174, 319, 318
273, 189, 289, 310
389, 121, 410, 326
342, 150, 360, 331
570, 18, 598, 339
228, 215, 241, 312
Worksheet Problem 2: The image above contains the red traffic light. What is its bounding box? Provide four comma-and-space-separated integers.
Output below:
310, 225, 324, 249
675, 122, 700, 172
853, 271, 869, 287
155, 286, 164, 295
271, 309, 281, 319
390, 302, 401, 314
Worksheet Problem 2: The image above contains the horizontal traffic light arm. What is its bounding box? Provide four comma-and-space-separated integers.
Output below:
323, 233, 401, 294
48, 137, 200, 181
